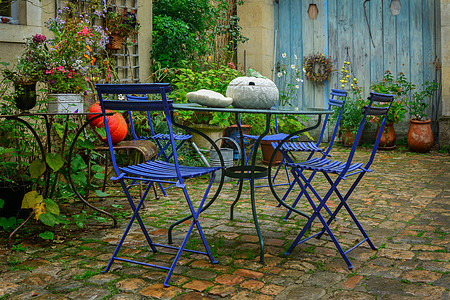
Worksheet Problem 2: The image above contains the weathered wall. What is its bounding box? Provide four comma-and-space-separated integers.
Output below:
237, 0, 275, 78
439, 0, 450, 147
137, 0, 152, 82
0, 0, 151, 83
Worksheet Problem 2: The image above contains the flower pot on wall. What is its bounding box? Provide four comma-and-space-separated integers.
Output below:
107, 35, 124, 50
407, 119, 433, 153
376, 123, 396, 150
14, 81, 37, 111
190, 124, 225, 150
47, 94, 84, 113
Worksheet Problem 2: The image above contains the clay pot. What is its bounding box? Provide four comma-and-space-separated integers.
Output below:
376, 123, 396, 150
341, 130, 356, 147
260, 140, 283, 165
407, 119, 433, 153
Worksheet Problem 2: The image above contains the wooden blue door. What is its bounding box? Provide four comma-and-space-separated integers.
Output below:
275, 0, 439, 116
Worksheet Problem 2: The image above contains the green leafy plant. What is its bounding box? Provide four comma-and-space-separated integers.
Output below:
151, 0, 247, 70
105, 7, 140, 39
170, 64, 242, 127
407, 81, 439, 121
275, 52, 305, 108
370, 71, 413, 124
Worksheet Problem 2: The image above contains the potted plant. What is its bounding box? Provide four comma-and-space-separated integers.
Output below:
36, 4, 113, 113
370, 71, 412, 149
105, 7, 140, 50
170, 64, 241, 149
406, 81, 439, 152
1, 34, 48, 111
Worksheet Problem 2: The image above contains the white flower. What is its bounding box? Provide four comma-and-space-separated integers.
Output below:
277, 72, 282, 77
300, 79, 304, 82
281, 53, 286, 58
118, 94, 125, 101
291, 65, 295, 69
302, 67, 306, 73
296, 78, 300, 82
294, 54, 298, 60
295, 85, 299, 89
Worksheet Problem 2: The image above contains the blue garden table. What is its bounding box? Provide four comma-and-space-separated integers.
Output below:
169, 103, 333, 263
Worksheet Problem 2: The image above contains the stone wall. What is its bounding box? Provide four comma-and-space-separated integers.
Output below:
237, 0, 275, 79
0, 0, 151, 83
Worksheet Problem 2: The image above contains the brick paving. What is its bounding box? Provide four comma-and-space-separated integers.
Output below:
0, 147, 449, 299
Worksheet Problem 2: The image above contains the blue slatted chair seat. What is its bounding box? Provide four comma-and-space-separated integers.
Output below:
120, 160, 219, 180
273, 141, 325, 153
244, 133, 298, 141
288, 157, 369, 179
139, 133, 192, 141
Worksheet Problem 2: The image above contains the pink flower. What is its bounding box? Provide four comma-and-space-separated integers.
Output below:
227, 62, 236, 69
32, 34, 47, 43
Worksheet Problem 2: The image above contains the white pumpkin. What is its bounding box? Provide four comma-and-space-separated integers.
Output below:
226, 77, 279, 109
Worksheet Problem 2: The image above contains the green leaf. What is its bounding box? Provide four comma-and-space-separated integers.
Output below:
39, 212, 58, 227
39, 231, 54, 240
0, 199, 4, 209
91, 164, 103, 173
29, 159, 46, 178
44, 199, 60, 215
22, 191, 44, 209
78, 139, 94, 150
72, 172, 87, 185
46, 153, 65, 172
93, 173, 105, 180
70, 154, 87, 171
94, 190, 109, 197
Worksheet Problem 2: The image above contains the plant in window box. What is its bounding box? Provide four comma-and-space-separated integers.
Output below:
105, 7, 140, 50
406, 81, 439, 152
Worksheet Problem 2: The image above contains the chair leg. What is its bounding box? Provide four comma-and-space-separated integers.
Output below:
103, 177, 217, 287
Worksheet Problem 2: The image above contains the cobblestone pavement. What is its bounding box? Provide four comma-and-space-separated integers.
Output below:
0, 147, 449, 299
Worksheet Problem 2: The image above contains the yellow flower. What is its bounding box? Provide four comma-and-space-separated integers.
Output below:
346, 75, 350, 78
341, 84, 345, 88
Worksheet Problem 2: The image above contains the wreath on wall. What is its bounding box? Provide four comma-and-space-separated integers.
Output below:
303, 53, 333, 83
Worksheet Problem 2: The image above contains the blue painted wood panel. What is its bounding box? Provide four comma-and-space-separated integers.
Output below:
275, 0, 439, 116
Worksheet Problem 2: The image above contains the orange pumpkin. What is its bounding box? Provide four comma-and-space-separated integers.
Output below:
88, 102, 128, 144
87, 102, 110, 127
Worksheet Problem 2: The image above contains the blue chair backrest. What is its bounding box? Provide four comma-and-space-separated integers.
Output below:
317, 89, 348, 153
346, 92, 394, 171
95, 84, 183, 178
126, 94, 158, 140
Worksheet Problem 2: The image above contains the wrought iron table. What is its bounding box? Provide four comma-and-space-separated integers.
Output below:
169, 103, 333, 263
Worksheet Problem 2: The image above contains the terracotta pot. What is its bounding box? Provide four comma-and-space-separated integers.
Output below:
260, 140, 283, 165
107, 35, 124, 50
341, 130, 356, 147
376, 123, 396, 150
407, 119, 433, 153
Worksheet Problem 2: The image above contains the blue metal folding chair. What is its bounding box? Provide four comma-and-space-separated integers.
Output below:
97, 84, 222, 287
271, 92, 394, 269
241, 113, 299, 188
126, 94, 192, 196
272, 89, 348, 220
